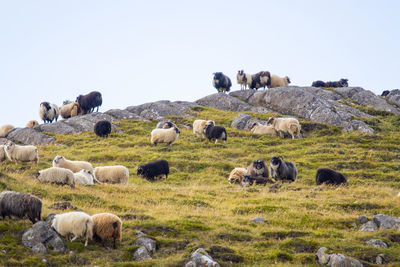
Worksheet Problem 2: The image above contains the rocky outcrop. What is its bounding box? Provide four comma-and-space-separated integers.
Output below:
373, 214, 400, 230
22, 221, 65, 254
316, 247, 363, 267
132, 231, 157, 261
7, 128, 55, 145
126, 100, 198, 120
365, 239, 388, 248
385, 89, 400, 108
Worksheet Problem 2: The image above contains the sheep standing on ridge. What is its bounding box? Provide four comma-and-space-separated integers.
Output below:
60, 102, 82, 119
137, 159, 169, 181
4, 140, 38, 164
0, 191, 42, 223
213, 72, 232, 93
76, 91, 102, 114
250, 122, 278, 136
267, 117, 301, 139
53, 155, 93, 173
26, 120, 39, 129
237, 70, 253, 90
94, 120, 112, 138
35, 167, 75, 188
94, 166, 129, 184
193, 119, 215, 137
316, 168, 348, 186
270, 156, 297, 182
228, 167, 247, 184
250, 71, 271, 90
204, 121, 227, 143
92, 213, 122, 249
312, 78, 348, 88
151, 125, 180, 146
39, 102, 59, 123
51, 211, 94, 246
269, 74, 291, 88
0, 125, 14, 138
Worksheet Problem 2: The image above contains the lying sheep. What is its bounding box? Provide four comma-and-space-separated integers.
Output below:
250, 122, 278, 136
316, 168, 348, 186
269, 74, 291, 88
25, 120, 39, 129
39, 102, 59, 123
137, 160, 169, 181
53, 155, 93, 173
35, 167, 75, 188
0, 125, 14, 138
0, 145, 10, 162
193, 119, 215, 137
92, 213, 122, 249
94, 120, 112, 138
51, 211, 94, 246
312, 78, 348, 88
74, 169, 99, 186
151, 125, 180, 146
267, 117, 301, 139
247, 160, 269, 178
270, 156, 297, 182
0, 191, 42, 223
156, 121, 174, 129
4, 140, 38, 164
228, 167, 247, 184
60, 102, 81, 119
213, 72, 232, 93
76, 91, 102, 114
204, 122, 227, 143
94, 165, 129, 184
250, 71, 271, 90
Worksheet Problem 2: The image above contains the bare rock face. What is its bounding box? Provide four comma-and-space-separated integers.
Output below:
126, 100, 198, 119
196, 93, 254, 112
22, 221, 65, 254
105, 109, 149, 121
373, 214, 400, 230
6, 128, 55, 145
385, 89, 400, 108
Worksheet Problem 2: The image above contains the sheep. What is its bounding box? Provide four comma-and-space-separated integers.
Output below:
270, 156, 297, 182
250, 71, 271, 90
74, 169, 99, 186
35, 167, 75, 188
250, 122, 278, 136
39, 102, 60, 123
267, 117, 301, 139
0, 125, 14, 138
94, 165, 129, 184
228, 167, 247, 184
0, 145, 10, 162
4, 140, 38, 164
92, 213, 122, 249
53, 155, 93, 173
204, 122, 227, 144
137, 160, 169, 181
150, 125, 180, 146
0, 191, 42, 224
25, 120, 39, 129
51, 211, 94, 246
247, 160, 269, 178
94, 120, 112, 138
213, 72, 232, 93
193, 120, 215, 137
241, 175, 273, 187
60, 101, 82, 119
312, 78, 348, 88
381, 90, 390, 97
269, 74, 291, 88
156, 121, 174, 129
316, 168, 348, 186
76, 91, 102, 114
237, 70, 253, 90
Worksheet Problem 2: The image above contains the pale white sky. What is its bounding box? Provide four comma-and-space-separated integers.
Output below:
1, 0, 399, 126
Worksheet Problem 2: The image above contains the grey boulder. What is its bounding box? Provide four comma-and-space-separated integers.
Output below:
133, 246, 152, 261
6, 128, 55, 145
185, 248, 221, 267
373, 214, 400, 230
316, 247, 363, 267
134, 237, 156, 254
365, 239, 388, 248
385, 89, 400, 107
359, 221, 378, 232
126, 100, 198, 119
22, 221, 65, 254
105, 109, 149, 121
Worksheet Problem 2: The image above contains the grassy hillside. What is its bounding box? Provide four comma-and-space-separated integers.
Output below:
1, 106, 400, 266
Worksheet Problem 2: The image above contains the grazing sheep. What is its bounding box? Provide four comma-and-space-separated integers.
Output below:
156, 121, 174, 129
250, 71, 271, 90
270, 156, 297, 182
74, 169, 98, 186
76, 91, 103, 114
53, 155, 93, 173
151, 125, 180, 146
0, 191, 42, 224
247, 160, 269, 178
35, 167, 75, 188
0, 125, 14, 138
0, 145, 10, 162
269, 74, 291, 88
94, 120, 112, 138
51, 211, 94, 246
213, 72, 232, 93
137, 159, 169, 181
60, 102, 82, 119
241, 175, 273, 187
94, 166, 129, 184
316, 168, 348, 186
39, 102, 60, 123
92, 213, 122, 249
312, 78, 348, 88
250, 122, 278, 136
204, 122, 227, 143
228, 167, 247, 184
4, 140, 38, 164
193, 120, 215, 137
25, 120, 39, 129
267, 117, 301, 139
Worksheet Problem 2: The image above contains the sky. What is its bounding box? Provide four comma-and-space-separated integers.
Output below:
1, 0, 400, 127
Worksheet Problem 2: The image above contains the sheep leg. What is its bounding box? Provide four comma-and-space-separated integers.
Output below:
113, 238, 116, 249
70, 234, 77, 242
215, 139, 218, 144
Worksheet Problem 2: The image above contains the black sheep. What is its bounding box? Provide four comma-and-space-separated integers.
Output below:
76, 91, 103, 114
381, 90, 390, 97
213, 72, 232, 93
0, 191, 42, 224
94, 120, 112, 138
241, 175, 274, 187
137, 159, 169, 181
270, 156, 297, 182
315, 168, 347, 186
204, 123, 227, 144
250, 71, 271, 90
312, 78, 348, 88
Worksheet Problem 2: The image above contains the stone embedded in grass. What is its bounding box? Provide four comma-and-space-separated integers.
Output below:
250, 217, 268, 224
133, 246, 151, 261
360, 221, 378, 232
356, 215, 368, 225
48, 201, 79, 211
134, 237, 156, 254
373, 214, 400, 230
365, 239, 388, 248
316, 247, 363, 267
185, 248, 221, 267
22, 221, 65, 254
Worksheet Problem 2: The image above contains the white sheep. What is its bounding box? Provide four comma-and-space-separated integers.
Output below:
150, 126, 180, 146
36, 167, 75, 187
250, 122, 278, 136
25, 120, 39, 129
0, 145, 10, 162
0, 125, 14, 138
60, 102, 81, 119
267, 117, 301, 139
39, 102, 60, 123
228, 167, 247, 184
193, 120, 215, 137
236, 70, 253, 90
94, 165, 129, 184
4, 140, 38, 164
269, 74, 291, 88
51, 211, 94, 246
74, 169, 99, 186
53, 155, 93, 173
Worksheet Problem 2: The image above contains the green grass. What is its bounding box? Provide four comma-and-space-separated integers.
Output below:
1, 106, 400, 266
